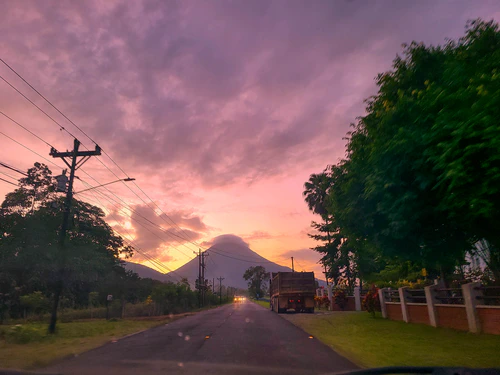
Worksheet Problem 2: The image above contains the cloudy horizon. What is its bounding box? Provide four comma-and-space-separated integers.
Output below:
1, 0, 498, 278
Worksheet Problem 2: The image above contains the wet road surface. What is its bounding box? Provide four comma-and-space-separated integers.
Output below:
43, 300, 357, 375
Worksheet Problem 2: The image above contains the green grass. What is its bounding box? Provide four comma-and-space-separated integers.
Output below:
0, 317, 177, 370
284, 312, 500, 368
252, 299, 270, 309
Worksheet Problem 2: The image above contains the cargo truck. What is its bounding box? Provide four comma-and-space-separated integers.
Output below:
269, 272, 315, 313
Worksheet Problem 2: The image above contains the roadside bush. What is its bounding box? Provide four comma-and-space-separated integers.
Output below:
19, 292, 50, 319
374, 279, 433, 289
314, 295, 322, 308
321, 295, 330, 310
1, 324, 46, 344
333, 289, 348, 310
362, 285, 380, 317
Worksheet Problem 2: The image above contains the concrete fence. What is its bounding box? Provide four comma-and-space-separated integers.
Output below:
320, 286, 366, 312
378, 282, 500, 335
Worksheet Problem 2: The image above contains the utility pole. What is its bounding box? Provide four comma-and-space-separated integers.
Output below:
324, 264, 329, 286
201, 251, 208, 307
291, 257, 294, 272
218, 277, 224, 305
213, 278, 215, 293
195, 249, 202, 308
49, 139, 101, 334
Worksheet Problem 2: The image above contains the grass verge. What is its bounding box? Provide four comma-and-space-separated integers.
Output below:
252, 299, 270, 309
0, 316, 183, 370
283, 312, 500, 368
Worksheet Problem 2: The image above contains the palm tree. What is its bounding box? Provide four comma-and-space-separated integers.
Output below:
303, 171, 331, 218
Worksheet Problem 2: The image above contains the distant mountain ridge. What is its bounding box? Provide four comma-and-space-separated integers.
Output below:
124, 234, 325, 289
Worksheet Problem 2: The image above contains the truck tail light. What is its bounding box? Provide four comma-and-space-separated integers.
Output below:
298, 299, 301, 303
289, 299, 294, 303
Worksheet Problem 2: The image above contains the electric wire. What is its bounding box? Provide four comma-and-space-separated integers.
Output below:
78, 182, 185, 281
1, 62, 282, 266
0, 177, 17, 186
0, 161, 28, 176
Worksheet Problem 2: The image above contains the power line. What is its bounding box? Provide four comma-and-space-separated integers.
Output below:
1, 58, 96, 148
208, 248, 275, 264
1, 60, 286, 268
75, 182, 195, 260
0, 110, 53, 148
0, 109, 195, 261
0, 115, 192, 267
0, 130, 65, 170
0, 177, 17, 186
76, 183, 195, 261
0, 111, 192, 258
0, 171, 18, 181
0, 161, 28, 176
0, 73, 80, 140
78, 183, 185, 281
0, 61, 203, 255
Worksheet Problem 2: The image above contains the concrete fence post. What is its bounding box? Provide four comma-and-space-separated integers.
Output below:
378, 288, 388, 318
399, 286, 409, 323
424, 284, 439, 327
462, 282, 482, 333
327, 285, 333, 311
354, 287, 361, 311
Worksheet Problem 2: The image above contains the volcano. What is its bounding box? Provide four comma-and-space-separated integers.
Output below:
169, 234, 292, 289
125, 235, 292, 289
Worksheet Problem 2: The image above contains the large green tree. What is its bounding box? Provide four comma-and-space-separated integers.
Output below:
304, 19, 500, 284
0, 163, 134, 321
243, 266, 269, 298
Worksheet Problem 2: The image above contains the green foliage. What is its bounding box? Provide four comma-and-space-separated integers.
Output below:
362, 286, 381, 316
19, 292, 50, 318
1, 324, 46, 344
150, 281, 197, 314
243, 266, 269, 299
0, 163, 139, 320
0, 162, 203, 321
333, 289, 348, 310
304, 19, 500, 284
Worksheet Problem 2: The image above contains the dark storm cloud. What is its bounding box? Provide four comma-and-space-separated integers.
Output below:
1, 0, 497, 186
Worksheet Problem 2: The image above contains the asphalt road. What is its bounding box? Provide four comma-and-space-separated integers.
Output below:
44, 300, 357, 375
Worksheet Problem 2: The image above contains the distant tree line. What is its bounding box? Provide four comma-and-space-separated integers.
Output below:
303, 20, 500, 291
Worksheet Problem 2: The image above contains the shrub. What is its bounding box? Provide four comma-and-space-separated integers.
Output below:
314, 295, 322, 308
362, 285, 380, 316
2, 324, 46, 344
321, 295, 330, 309
333, 289, 348, 310
19, 292, 50, 318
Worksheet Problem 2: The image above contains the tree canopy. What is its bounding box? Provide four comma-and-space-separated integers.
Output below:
0, 163, 133, 319
304, 19, 500, 286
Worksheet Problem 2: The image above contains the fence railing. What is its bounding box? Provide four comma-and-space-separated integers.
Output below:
377, 282, 500, 335
475, 285, 500, 306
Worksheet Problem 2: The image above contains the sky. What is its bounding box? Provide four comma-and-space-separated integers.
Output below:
0, 0, 499, 279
